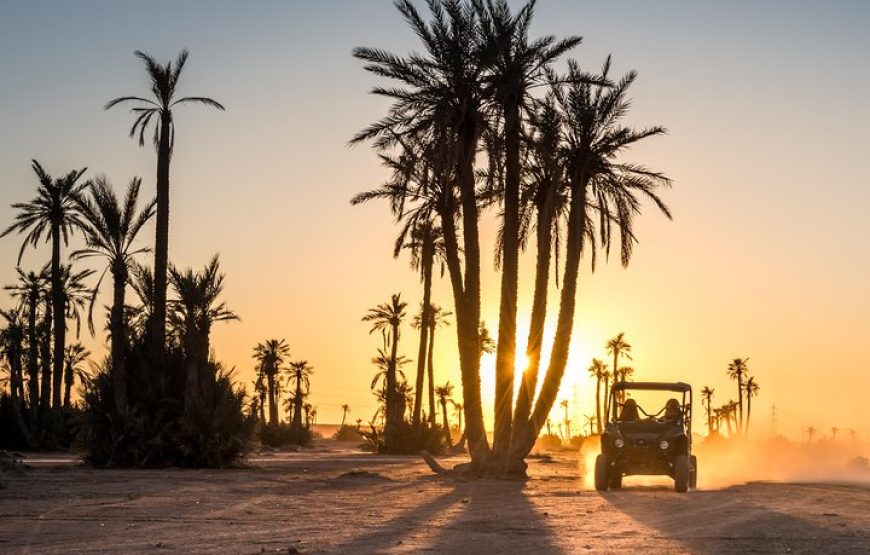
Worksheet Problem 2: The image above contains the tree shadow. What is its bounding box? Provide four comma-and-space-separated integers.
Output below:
602, 482, 869, 554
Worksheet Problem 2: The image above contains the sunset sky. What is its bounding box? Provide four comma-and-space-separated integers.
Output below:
1, 1, 868, 439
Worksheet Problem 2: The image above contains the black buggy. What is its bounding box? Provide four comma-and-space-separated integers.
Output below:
595, 381, 697, 492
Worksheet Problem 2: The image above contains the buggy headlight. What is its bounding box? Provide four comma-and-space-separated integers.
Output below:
614, 438, 625, 448
659, 440, 669, 450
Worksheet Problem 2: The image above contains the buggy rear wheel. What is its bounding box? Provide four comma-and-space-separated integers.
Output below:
674, 455, 689, 492
594, 455, 609, 491
689, 455, 698, 490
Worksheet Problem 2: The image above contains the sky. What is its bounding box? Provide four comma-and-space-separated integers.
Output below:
1, 1, 868, 439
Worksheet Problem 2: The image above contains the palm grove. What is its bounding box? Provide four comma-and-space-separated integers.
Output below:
351, 0, 672, 476
0, 50, 271, 465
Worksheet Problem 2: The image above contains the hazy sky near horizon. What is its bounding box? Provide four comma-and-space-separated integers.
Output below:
1, 1, 868, 438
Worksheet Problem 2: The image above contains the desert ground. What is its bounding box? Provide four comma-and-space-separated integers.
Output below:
1, 441, 868, 554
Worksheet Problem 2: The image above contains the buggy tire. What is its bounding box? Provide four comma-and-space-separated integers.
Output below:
689, 455, 698, 490
609, 472, 623, 489
594, 455, 609, 491
674, 455, 689, 492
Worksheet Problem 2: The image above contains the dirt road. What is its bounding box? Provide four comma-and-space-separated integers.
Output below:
1, 444, 867, 554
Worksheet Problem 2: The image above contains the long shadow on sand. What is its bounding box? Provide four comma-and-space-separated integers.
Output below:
333, 478, 560, 553
602, 482, 868, 554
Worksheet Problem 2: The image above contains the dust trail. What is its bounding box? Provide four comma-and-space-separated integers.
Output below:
573, 435, 870, 490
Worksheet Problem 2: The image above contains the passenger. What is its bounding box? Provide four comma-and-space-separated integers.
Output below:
619, 398, 640, 422
662, 398, 682, 422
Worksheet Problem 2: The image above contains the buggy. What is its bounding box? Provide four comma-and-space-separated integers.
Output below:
595, 381, 697, 492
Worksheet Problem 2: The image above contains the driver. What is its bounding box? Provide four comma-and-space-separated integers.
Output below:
619, 398, 640, 422
661, 398, 682, 422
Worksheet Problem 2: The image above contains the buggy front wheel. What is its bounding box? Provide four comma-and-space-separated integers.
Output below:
689, 455, 698, 490
594, 455, 609, 491
674, 455, 690, 492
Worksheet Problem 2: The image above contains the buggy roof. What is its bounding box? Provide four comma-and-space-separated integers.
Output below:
611, 381, 692, 393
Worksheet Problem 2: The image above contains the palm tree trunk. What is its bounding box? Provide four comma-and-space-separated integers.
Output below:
441, 398, 452, 446
493, 94, 522, 464
183, 326, 199, 414
413, 236, 433, 427
63, 363, 73, 409
509, 183, 555, 462
26, 296, 39, 412
745, 396, 752, 437
603, 375, 611, 422
110, 265, 128, 416
595, 377, 602, 434
267, 372, 277, 425
427, 321, 437, 428
151, 111, 171, 352
509, 177, 588, 473
39, 301, 51, 413
9, 349, 33, 447
292, 376, 303, 435
737, 375, 744, 435
384, 323, 400, 450
50, 225, 64, 410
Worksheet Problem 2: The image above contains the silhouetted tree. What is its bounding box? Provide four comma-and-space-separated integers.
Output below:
701, 386, 715, 435
363, 294, 407, 450
606, 333, 632, 404
727, 357, 750, 434
253, 339, 289, 426
588, 358, 607, 433
73, 176, 155, 416
744, 376, 759, 436
5, 268, 48, 411
287, 360, 313, 434
435, 381, 455, 445
62, 342, 90, 409
106, 49, 224, 351
340, 404, 350, 428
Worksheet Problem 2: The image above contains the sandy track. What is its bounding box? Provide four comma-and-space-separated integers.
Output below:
1, 444, 867, 554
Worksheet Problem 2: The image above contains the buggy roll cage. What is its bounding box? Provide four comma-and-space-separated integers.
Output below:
608, 381, 693, 439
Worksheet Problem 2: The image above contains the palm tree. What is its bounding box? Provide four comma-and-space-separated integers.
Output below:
62, 343, 90, 409
476, 0, 583, 461
744, 376, 759, 436
727, 357, 750, 435
253, 339, 290, 426
560, 399, 570, 441
515, 60, 671, 473
584, 414, 596, 436
422, 304, 451, 427
73, 176, 155, 416
435, 381, 455, 445
588, 358, 607, 433
169, 255, 238, 411
340, 404, 351, 428
5, 268, 49, 411
0, 308, 26, 407
805, 426, 816, 443
2, 160, 89, 410
106, 49, 225, 351
362, 293, 407, 450
252, 374, 267, 423
606, 333, 633, 404
701, 386, 715, 435
287, 360, 313, 434
353, 0, 492, 467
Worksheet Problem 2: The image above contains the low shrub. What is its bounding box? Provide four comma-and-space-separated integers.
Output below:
361, 422, 446, 455
257, 422, 313, 448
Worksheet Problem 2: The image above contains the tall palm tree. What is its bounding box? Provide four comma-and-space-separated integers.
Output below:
253, 339, 290, 426
476, 0, 582, 461
513, 60, 671, 473
62, 343, 90, 409
362, 293, 407, 450
727, 357, 750, 435
415, 304, 452, 427
353, 0, 492, 466
73, 176, 155, 416
606, 332, 633, 404
0, 307, 32, 443
2, 160, 89, 410
5, 268, 49, 410
106, 49, 225, 351
340, 404, 351, 428
744, 376, 759, 436
169, 255, 238, 411
252, 374, 267, 423
435, 381, 455, 445
701, 386, 715, 434
287, 360, 313, 434
588, 358, 607, 433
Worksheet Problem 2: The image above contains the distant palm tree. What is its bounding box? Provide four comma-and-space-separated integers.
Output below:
701, 386, 715, 434
252, 374, 266, 423
0, 307, 31, 443
126, 261, 154, 342
606, 333, 633, 404
62, 343, 90, 409
169, 255, 238, 411
106, 49, 225, 351
421, 305, 451, 427
453, 401, 464, 436
355, 418, 362, 431
830, 427, 838, 441
72, 176, 155, 416
588, 358, 607, 433
435, 381, 455, 445
744, 377, 759, 436
2, 160, 89, 410
287, 360, 313, 434
560, 399, 570, 441
362, 293, 407, 450
253, 339, 290, 426
584, 414, 596, 436
340, 404, 351, 428
727, 357, 750, 435
805, 426, 816, 443
5, 268, 48, 410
